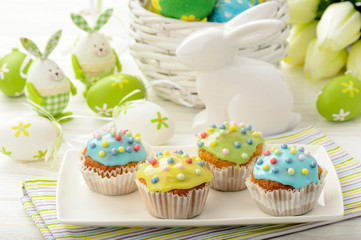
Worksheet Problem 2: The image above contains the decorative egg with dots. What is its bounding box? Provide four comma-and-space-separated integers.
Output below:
114, 99, 175, 146
316, 74, 361, 122
136, 150, 213, 192
252, 144, 321, 189
208, 0, 254, 23
86, 73, 145, 117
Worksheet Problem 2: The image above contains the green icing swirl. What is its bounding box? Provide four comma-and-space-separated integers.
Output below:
197, 122, 265, 165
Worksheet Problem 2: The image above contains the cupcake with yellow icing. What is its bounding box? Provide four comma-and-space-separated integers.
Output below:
245, 144, 327, 216
197, 122, 265, 191
81, 129, 150, 196
136, 150, 213, 219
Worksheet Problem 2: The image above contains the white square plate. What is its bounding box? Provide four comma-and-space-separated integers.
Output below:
57, 144, 344, 227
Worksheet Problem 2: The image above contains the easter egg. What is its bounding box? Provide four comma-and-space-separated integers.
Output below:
0, 112, 58, 160
114, 99, 175, 145
86, 73, 145, 117
0, 48, 32, 97
152, 0, 216, 21
316, 74, 361, 121
208, 0, 254, 23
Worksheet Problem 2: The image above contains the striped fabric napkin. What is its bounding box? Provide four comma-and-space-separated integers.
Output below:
21, 126, 361, 239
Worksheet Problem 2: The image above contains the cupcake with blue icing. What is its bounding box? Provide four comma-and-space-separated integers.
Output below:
136, 150, 213, 219
80, 129, 150, 196
245, 144, 327, 216
197, 121, 265, 191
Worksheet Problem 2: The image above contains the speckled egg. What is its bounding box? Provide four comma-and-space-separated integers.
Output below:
316, 74, 361, 121
152, 0, 216, 21
0, 48, 32, 97
114, 99, 175, 145
208, 0, 254, 23
0, 112, 58, 160
86, 73, 145, 117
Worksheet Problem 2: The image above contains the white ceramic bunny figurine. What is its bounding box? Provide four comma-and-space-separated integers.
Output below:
176, 2, 300, 136
21, 30, 77, 119
71, 8, 121, 96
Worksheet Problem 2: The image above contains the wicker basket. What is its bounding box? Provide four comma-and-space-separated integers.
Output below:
129, 0, 289, 108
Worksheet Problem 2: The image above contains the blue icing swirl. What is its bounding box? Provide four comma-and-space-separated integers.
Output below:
253, 146, 319, 189
85, 132, 146, 166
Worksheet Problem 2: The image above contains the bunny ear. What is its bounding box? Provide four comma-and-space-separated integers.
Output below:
43, 30, 62, 59
20, 37, 43, 58
71, 13, 92, 32
225, 19, 284, 47
225, 1, 278, 28
93, 8, 113, 31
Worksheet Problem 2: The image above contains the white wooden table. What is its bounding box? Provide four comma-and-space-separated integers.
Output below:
1, 0, 361, 239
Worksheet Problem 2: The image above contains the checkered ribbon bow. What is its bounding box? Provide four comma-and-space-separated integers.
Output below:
71, 8, 113, 33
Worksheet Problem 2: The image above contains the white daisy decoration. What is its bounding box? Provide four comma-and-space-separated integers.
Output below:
95, 103, 113, 117
0, 63, 9, 80
332, 109, 350, 121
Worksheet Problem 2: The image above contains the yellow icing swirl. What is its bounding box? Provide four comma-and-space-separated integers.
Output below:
136, 151, 213, 192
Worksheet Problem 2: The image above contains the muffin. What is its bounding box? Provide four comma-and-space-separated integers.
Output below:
197, 122, 265, 191
245, 144, 327, 216
80, 129, 149, 195
135, 150, 213, 219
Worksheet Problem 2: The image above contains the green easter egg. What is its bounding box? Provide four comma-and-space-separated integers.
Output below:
0, 48, 32, 97
316, 74, 361, 121
153, 0, 216, 21
86, 73, 145, 117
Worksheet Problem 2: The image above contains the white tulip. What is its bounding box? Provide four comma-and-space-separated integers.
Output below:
304, 38, 348, 81
284, 21, 318, 66
288, 0, 320, 24
347, 40, 361, 80
317, 1, 361, 51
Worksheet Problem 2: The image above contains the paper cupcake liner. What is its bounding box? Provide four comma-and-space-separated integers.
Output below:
204, 157, 257, 191
135, 178, 210, 219
80, 156, 143, 196
245, 171, 327, 216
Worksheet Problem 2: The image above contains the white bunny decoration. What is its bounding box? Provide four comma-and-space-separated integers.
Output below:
176, 2, 300, 136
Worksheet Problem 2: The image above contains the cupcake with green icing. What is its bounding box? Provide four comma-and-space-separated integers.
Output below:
136, 150, 213, 219
197, 121, 265, 191
80, 128, 151, 196
245, 144, 327, 216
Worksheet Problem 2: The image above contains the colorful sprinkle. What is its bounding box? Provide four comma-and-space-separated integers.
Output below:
123, 129, 128, 134
210, 141, 217, 147
252, 131, 259, 137
264, 150, 271, 156
207, 127, 215, 133
274, 149, 281, 155
281, 143, 288, 149
263, 164, 269, 170
156, 152, 163, 157
200, 132, 208, 138
247, 139, 253, 145
177, 173, 185, 181
272, 167, 279, 174
285, 157, 293, 163
270, 158, 277, 164
270, 147, 277, 152
163, 150, 170, 155
210, 124, 216, 128
305, 150, 311, 156
177, 150, 183, 154
128, 137, 135, 144
94, 132, 102, 139
163, 165, 169, 171
111, 148, 117, 155
102, 141, 109, 147
150, 158, 157, 165
230, 124, 237, 132
118, 147, 124, 153
182, 153, 189, 157
288, 168, 295, 175
299, 154, 305, 160
196, 169, 202, 176
134, 144, 141, 151
241, 128, 247, 134
298, 147, 305, 152
290, 147, 297, 154
257, 159, 263, 165
234, 141, 241, 148
230, 121, 237, 125
197, 161, 204, 167
98, 151, 105, 157
135, 137, 141, 142
186, 158, 192, 164
302, 168, 309, 175
246, 124, 252, 130
126, 131, 132, 137
220, 124, 226, 129
222, 148, 230, 155
126, 147, 132, 153
110, 130, 116, 136
177, 163, 184, 169
90, 142, 96, 148
241, 153, 248, 159
115, 134, 122, 141
151, 177, 159, 184
198, 141, 204, 148
310, 161, 317, 168
167, 158, 174, 164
